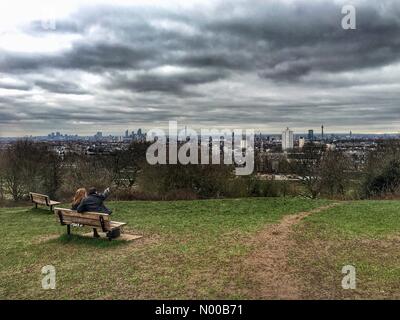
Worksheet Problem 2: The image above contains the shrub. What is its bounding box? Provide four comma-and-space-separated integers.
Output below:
362, 159, 400, 198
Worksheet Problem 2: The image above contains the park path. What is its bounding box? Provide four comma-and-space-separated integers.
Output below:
245, 203, 340, 299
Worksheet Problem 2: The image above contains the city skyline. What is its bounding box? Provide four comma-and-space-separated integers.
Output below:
1, 0, 400, 136
2, 126, 400, 139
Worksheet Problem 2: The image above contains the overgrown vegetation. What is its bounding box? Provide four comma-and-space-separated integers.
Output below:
1, 139, 400, 203
361, 142, 400, 198
0, 140, 61, 201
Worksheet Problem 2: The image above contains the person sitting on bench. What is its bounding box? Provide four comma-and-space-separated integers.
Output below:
77, 187, 112, 238
71, 188, 87, 210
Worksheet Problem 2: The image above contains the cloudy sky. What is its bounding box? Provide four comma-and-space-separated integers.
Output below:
0, 0, 399, 136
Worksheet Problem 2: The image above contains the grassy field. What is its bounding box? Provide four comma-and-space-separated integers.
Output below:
1, 198, 399, 299
291, 200, 400, 299
0, 197, 328, 299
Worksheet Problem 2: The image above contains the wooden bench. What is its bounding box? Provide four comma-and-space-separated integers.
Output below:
54, 208, 127, 241
30, 192, 61, 211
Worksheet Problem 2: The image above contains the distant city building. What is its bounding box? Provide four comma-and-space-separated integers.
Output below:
299, 137, 305, 149
282, 127, 294, 150
321, 125, 324, 140
308, 129, 314, 141
326, 143, 336, 151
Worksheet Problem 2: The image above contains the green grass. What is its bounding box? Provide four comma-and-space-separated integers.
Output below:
299, 201, 400, 239
0, 197, 328, 300
291, 200, 400, 299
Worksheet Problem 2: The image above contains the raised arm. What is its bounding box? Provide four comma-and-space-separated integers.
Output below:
99, 187, 111, 200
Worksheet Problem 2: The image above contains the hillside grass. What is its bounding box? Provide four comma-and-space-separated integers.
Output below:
0, 197, 328, 299
291, 200, 400, 299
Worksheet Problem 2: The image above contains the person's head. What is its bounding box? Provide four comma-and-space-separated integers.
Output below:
72, 188, 87, 205
88, 187, 97, 195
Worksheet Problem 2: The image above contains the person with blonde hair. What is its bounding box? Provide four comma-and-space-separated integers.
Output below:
71, 188, 87, 210
75, 187, 112, 238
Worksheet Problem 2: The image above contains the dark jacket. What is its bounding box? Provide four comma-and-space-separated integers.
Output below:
77, 189, 112, 214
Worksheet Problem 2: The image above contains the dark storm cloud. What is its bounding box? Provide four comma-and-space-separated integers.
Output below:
1, 0, 400, 135
202, 1, 400, 80
34, 80, 87, 95
3, 1, 399, 81
0, 82, 31, 91
105, 69, 228, 95
1, 42, 154, 72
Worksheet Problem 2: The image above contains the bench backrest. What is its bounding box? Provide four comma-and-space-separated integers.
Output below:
54, 208, 112, 231
30, 192, 50, 205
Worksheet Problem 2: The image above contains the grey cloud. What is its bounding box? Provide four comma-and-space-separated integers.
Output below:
105, 69, 228, 95
1, 0, 400, 135
34, 80, 87, 95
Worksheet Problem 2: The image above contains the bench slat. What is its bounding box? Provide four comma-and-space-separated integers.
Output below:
110, 222, 127, 228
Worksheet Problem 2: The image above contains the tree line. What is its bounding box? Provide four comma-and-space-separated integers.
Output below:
0, 139, 399, 203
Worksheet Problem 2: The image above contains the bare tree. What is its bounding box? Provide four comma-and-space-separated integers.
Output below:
292, 143, 324, 199
0, 140, 61, 201
319, 150, 352, 197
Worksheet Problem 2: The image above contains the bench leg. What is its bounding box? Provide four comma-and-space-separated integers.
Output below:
93, 228, 100, 238
106, 231, 112, 241
67, 225, 71, 235
50, 205, 53, 211
35, 203, 38, 209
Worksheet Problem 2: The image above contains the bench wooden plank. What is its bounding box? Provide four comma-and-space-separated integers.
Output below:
110, 222, 127, 228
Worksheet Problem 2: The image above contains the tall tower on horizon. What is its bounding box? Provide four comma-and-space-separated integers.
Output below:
321, 125, 324, 139
282, 127, 294, 151
308, 129, 314, 141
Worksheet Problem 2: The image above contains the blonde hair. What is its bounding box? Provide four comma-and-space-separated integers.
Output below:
72, 188, 87, 206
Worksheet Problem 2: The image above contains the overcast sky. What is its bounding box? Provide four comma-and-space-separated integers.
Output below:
0, 0, 399, 136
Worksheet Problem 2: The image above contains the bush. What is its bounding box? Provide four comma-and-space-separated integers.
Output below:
362, 159, 400, 198
138, 163, 234, 199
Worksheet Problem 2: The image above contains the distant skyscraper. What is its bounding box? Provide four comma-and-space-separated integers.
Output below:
282, 127, 294, 150
299, 137, 305, 149
125, 129, 129, 138
308, 129, 314, 141
321, 125, 324, 139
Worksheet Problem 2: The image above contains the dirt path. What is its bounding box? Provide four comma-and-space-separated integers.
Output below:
245, 203, 340, 299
